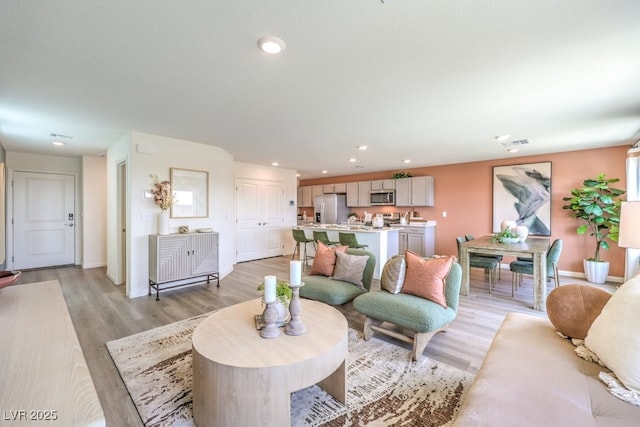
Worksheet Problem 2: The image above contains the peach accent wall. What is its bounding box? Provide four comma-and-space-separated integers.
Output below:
300, 145, 629, 278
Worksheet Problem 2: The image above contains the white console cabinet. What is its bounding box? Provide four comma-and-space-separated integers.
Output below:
149, 232, 219, 300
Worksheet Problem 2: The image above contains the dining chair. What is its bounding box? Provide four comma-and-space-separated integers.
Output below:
465, 234, 503, 279
313, 230, 340, 247
338, 232, 368, 249
291, 229, 316, 266
509, 239, 563, 295
456, 236, 499, 291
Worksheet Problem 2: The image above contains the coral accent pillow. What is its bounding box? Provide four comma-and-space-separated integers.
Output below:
332, 251, 369, 288
400, 251, 453, 308
309, 241, 347, 276
585, 274, 640, 394
380, 254, 406, 294
546, 284, 611, 339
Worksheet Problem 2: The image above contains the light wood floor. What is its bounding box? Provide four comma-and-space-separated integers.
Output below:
16, 258, 617, 427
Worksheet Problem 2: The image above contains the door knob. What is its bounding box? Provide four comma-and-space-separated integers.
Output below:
65, 223, 74, 227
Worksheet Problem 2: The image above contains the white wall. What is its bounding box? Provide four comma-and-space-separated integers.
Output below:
82, 156, 107, 268
234, 162, 298, 254
109, 131, 235, 298
5, 151, 83, 268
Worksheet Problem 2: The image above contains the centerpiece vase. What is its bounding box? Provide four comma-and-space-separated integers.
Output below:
158, 211, 170, 235
274, 300, 290, 323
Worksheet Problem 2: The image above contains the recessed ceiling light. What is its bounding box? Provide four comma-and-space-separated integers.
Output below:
52, 141, 65, 146
495, 134, 511, 142
403, 159, 411, 164
507, 148, 519, 153
357, 145, 368, 151
257, 36, 286, 54
349, 158, 356, 163
322, 170, 328, 174
271, 162, 279, 166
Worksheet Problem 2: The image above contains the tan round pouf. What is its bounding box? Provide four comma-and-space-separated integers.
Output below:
546, 284, 612, 339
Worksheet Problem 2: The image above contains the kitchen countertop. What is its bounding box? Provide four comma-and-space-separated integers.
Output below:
390, 220, 437, 228
296, 224, 399, 233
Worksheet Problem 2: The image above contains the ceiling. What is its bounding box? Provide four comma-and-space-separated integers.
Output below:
1, 1, 640, 179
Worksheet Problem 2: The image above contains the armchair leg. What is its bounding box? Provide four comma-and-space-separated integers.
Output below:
364, 317, 449, 361
363, 317, 382, 341
413, 326, 448, 361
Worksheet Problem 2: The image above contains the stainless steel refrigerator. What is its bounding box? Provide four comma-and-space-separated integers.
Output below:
314, 194, 349, 224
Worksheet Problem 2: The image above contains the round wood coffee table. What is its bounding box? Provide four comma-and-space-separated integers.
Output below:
192, 298, 348, 427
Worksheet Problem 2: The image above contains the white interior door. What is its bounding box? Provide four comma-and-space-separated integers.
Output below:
236, 179, 283, 262
13, 171, 75, 269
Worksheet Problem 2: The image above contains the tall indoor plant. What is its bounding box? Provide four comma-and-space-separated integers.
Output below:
562, 173, 625, 283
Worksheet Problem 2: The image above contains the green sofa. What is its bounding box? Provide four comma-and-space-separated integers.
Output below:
300, 249, 376, 305
353, 261, 462, 360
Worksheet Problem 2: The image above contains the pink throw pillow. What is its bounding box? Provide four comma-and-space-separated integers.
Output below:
309, 242, 348, 276
401, 251, 453, 308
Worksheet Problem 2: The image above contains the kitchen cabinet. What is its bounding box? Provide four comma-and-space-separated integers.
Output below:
371, 179, 396, 190
148, 232, 219, 300
312, 185, 323, 199
301, 186, 313, 207
347, 181, 371, 207
395, 176, 434, 206
358, 181, 371, 207
323, 183, 347, 193
392, 223, 435, 257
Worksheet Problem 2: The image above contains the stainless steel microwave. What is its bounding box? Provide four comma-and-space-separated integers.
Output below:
370, 190, 395, 206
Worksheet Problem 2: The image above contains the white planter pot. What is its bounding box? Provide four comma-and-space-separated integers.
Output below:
275, 300, 290, 323
158, 211, 170, 235
584, 259, 609, 284
515, 226, 529, 242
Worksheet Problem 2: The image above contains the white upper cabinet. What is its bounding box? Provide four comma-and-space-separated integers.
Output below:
395, 176, 434, 206
370, 179, 396, 190
346, 181, 371, 207
395, 178, 412, 206
323, 183, 347, 193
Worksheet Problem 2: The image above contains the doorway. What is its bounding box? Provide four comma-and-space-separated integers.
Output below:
117, 161, 128, 292
236, 178, 283, 262
12, 171, 75, 269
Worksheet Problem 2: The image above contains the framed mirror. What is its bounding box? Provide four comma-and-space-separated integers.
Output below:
170, 168, 209, 218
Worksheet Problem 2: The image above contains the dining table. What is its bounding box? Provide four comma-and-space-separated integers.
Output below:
459, 235, 551, 311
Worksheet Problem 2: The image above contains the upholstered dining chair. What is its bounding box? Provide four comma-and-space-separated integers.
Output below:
509, 239, 563, 295
456, 236, 499, 291
313, 230, 340, 247
291, 229, 316, 266
338, 232, 368, 249
465, 234, 503, 279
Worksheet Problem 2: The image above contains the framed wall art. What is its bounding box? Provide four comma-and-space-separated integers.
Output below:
170, 168, 209, 218
492, 161, 551, 236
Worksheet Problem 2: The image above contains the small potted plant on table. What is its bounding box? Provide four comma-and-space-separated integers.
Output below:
257, 278, 293, 322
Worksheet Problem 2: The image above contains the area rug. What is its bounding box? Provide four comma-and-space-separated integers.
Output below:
107, 313, 474, 427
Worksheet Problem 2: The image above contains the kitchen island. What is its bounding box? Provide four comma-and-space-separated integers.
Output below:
296, 224, 400, 279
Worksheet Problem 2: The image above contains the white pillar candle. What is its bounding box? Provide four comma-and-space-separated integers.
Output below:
264, 275, 277, 303
290, 260, 302, 286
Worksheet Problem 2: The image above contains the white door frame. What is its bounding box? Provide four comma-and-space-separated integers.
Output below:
6, 168, 81, 270
116, 161, 128, 291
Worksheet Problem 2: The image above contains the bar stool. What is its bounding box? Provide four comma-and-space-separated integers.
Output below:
292, 229, 315, 266
313, 231, 340, 247
338, 232, 368, 249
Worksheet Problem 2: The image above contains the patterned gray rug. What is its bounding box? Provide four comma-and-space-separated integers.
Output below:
106, 313, 474, 427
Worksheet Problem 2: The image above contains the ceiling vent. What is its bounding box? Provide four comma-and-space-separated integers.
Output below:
500, 138, 530, 147
50, 132, 73, 139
